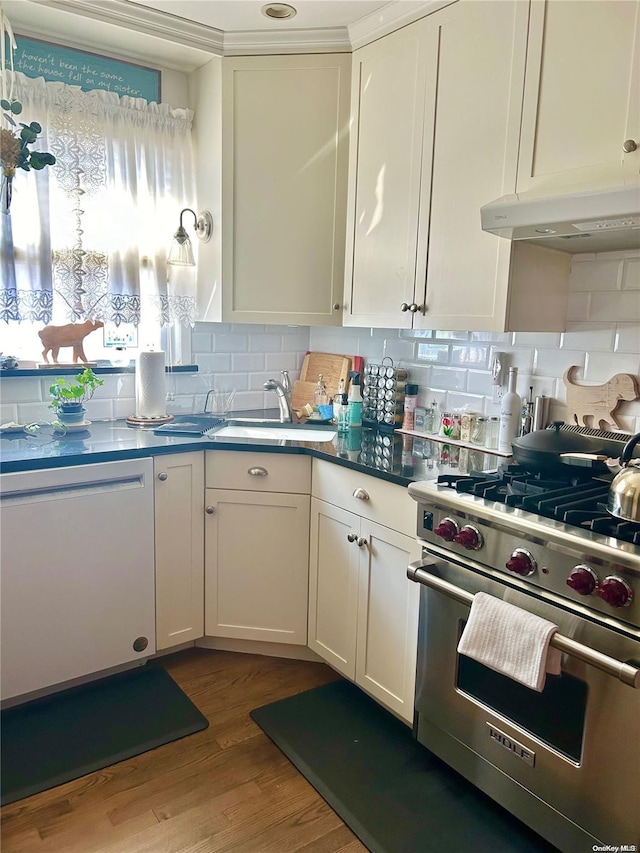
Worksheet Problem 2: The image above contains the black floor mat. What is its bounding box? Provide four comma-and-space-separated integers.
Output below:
1, 665, 209, 805
251, 679, 557, 853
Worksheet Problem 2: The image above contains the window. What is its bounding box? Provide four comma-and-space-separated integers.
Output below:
1, 70, 198, 367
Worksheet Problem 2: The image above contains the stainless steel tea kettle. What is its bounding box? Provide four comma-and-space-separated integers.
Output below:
607, 433, 640, 524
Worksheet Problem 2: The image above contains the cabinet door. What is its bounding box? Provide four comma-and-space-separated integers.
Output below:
154, 452, 204, 650
518, 0, 640, 192
355, 521, 421, 724
416, 0, 530, 332
344, 18, 431, 328
205, 489, 310, 645
221, 54, 350, 326
308, 497, 360, 678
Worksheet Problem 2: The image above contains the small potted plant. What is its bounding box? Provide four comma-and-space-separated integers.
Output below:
48, 367, 103, 425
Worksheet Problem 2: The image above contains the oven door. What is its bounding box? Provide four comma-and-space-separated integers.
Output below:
409, 549, 640, 852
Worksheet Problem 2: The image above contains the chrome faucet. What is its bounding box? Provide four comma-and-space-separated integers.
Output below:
264, 371, 293, 422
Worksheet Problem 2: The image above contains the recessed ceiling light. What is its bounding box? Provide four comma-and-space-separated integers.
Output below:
261, 3, 297, 20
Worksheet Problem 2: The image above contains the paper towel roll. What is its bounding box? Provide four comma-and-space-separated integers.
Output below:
135, 350, 167, 418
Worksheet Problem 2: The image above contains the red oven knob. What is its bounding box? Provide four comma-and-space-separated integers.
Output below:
453, 525, 483, 550
506, 548, 537, 577
598, 576, 633, 608
566, 565, 599, 595
434, 517, 459, 542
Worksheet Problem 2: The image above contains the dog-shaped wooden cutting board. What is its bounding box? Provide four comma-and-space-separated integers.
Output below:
563, 366, 639, 430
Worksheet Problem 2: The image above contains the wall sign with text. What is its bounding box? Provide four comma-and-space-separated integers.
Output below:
9, 35, 161, 103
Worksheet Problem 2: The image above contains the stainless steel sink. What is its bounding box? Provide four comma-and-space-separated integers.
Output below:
209, 421, 337, 442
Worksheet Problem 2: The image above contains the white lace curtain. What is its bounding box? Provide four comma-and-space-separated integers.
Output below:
1, 71, 198, 327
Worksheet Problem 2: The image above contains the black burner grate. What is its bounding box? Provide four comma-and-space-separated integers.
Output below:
437, 469, 640, 545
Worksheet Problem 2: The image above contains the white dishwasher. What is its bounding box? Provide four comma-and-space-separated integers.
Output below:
0, 458, 156, 702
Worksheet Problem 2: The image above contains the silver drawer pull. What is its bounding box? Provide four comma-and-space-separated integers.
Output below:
353, 488, 370, 501
206, 506, 215, 514
157, 472, 168, 481
347, 533, 357, 543
357, 537, 368, 548
407, 560, 640, 689
248, 467, 268, 477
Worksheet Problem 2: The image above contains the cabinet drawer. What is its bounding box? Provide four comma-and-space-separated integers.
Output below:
206, 450, 311, 493
311, 459, 415, 537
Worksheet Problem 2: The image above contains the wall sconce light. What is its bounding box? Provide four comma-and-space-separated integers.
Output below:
167, 208, 213, 266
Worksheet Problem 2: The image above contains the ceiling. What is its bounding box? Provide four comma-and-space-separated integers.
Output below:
127, 1, 391, 32
2, 0, 440, 70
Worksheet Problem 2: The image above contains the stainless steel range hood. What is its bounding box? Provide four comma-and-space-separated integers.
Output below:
481, 183, 640, 253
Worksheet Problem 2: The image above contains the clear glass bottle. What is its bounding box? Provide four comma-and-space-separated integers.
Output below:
313, 373, 328, 409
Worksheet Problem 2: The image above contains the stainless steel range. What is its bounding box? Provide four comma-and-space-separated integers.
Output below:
407, 463, 640, 853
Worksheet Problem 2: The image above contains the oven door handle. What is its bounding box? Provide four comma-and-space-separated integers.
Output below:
407, 560, 640, 689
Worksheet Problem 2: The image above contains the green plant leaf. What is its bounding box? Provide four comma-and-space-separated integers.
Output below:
3, 114, 16, 127
29, 121, 42, 133
0, 99, 11, 110
10, 101, 23, 115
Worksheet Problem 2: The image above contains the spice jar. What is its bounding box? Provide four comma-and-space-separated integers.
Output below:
486, 416, 500, 450
439, 411, 461, 440
471, 416, 487, 446
402, 384, 419, 431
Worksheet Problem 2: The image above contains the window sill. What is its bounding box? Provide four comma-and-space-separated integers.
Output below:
0, 364, 198, 378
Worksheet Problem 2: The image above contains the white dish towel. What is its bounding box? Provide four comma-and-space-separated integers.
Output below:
457, 592, 562, 692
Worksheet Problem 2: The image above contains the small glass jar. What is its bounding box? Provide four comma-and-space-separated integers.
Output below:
471, 416, 487, 446
439, 411, 461, 440
486, 416, 500, 450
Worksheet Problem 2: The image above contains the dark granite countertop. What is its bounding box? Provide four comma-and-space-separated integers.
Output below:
0, 414, 503, 487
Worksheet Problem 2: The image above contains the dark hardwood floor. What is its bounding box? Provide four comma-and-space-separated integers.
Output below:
1, 648, 368, 853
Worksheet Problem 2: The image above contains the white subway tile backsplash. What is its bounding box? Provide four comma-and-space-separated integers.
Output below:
614, 325, 640, 353
512, 332, 561, 349
383, 338, 416, 361
233, 353, 265, 372
1, 378, 43, 403
621, 257, 640, 291
584, 351, 640, 382
569, 258, 621, 291
534, 349, 585, 376
416, 344, 449, 363
248, 334, 282, 353
213, 334, 248, 353
265, 352, 300, 372
566, 292, 591, 321
561, 325, 615, 352
434, 330, 469, 341
196, 353, 232, 373
451, 345, 489, 367
466, 370, 493, 396
589, 291, 640, 323
431, 367, 466, 391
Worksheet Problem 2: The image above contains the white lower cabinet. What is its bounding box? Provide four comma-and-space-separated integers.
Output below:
154, 452, 205, 650
204, 451, 311, 645
308, 461, 421, 723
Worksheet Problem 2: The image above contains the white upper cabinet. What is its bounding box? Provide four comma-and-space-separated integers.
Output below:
345, 1, 571, 333
517, 0, 640, 194
220, 54, 351, 325
343, 19, 430, 328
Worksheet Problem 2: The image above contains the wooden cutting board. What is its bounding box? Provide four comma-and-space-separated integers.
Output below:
300, 352, 352, 401
291, 380, 319, 414
563, 366, 639, 429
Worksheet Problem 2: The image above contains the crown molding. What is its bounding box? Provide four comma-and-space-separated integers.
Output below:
13, 0, 452, 64
348, 0, 456, 50
27, 0, 225, 55
223, 27, 351, 57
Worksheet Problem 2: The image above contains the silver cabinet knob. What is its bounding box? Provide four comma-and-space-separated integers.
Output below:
347, 532, 357, 542
248, 467, 268, 476
357, 537, 368, 548
333, 303, 341, 310
157, 472, 168, 481
409, 302, 419, 313
623, 139, 638, 153
400, 302, 410, 312
206, 505, 215, 514
353, 487, 370, 501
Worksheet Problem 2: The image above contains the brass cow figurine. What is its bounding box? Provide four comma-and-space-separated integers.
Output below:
39, 320, 104, 364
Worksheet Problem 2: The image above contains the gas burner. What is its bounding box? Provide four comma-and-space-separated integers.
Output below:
436, 466, 640, 546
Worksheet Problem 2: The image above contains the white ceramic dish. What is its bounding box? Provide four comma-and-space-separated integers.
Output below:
53, 420, 92, 433
0, 422, 39, 435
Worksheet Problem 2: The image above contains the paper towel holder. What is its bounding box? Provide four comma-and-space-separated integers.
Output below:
167, 208, 213, 266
